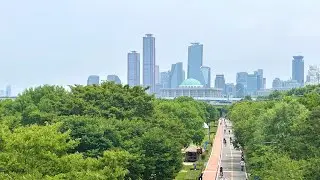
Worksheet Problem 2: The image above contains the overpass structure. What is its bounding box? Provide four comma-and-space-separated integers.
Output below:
0, 96, 17, 100
160, 97, 256, 105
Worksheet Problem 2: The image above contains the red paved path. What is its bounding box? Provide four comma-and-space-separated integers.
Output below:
202, 118, 223, 180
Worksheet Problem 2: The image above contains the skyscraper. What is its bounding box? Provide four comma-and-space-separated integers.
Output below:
214, 75, 225, 90
169, 62, 184, 88
256, 69, 264, 90
272, 78, 282, 89
107, 75, 121, 84
143, 34, 156, 93
225, 83, 235, 97
160, 71, 170, 88
127, 51, 140, 87
187, 43, 203, 84
236, 72, 248, 96
6, 85, 11, 97
247, 73, 258, 96
155, 65, 160, 84
200, 66, 211, 88
292, 55, 304, 86
87, 75, 100, 85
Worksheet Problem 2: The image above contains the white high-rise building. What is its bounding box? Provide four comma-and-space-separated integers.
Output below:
306, 65, 320, 85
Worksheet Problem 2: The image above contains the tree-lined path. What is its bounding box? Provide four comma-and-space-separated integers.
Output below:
203, 119, 247, 180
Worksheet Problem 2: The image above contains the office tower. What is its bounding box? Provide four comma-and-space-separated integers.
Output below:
87, 75, 100, 85
256, 69, 263, 90
247, 73, 258, 95
225, 83, 235, 97
161, 71, 170, 88
155, 65, 160, 84
6, 85, 11, 97
168, 62, 184, 88
214, 75, 225, 91
272, 78, 282, 89
236, 72, 248, 96
143, 34, 156, 93
292, 55, 304, 86
235, 83, 245, 98
187, 43, 203, 84
107, 75, 121, 84
200, 66, 211, 88
127, 51, 140, 87
263, 78, 266, 89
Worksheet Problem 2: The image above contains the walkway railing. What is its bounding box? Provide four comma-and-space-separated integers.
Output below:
202, 118, 224, 180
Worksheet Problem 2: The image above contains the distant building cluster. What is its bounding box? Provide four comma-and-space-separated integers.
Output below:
0, 85, 11, 97
85, 33, 313, 99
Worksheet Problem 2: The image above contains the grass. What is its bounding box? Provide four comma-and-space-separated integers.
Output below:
175, 121, 218, 180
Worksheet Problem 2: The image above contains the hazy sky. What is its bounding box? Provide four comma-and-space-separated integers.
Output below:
1, 0, 320, 95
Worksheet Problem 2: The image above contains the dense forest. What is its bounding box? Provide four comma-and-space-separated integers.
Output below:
228, 85, 320, 179
0, 82, 219, 180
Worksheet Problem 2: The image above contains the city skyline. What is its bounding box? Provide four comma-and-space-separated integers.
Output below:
1, 0, 320, 95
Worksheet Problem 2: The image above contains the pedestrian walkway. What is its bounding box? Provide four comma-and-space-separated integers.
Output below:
218, 119, 247, 180
203, 118, 247, 180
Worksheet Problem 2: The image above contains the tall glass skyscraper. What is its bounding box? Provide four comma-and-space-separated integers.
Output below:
292, 55, 304, 86
256, 69, 264, 90
200, 66, 211, 88
127, 51, 140, 87
187, 43, 203, 84
169, 62, 184, 88
143, 34, 156, 93
87, 75, 100, 85
160, 71, 170, 88
247, 73, 258, 95
155, 65, 160, 84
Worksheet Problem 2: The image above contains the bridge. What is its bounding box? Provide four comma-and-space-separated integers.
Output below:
0, 96, 17, 100
160, 97, 256, 105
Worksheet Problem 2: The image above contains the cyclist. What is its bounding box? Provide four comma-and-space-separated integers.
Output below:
219, 167, 223, 177
230, 137, 232, 142
228, 130, 231, 134
223, 138, 227, 145
240, 160, 245, 171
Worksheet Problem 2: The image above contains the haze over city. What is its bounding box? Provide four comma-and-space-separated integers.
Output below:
1, 0, 320, 95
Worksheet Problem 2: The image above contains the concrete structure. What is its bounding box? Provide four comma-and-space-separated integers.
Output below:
272, 78, 301, 91
87, 75, 100, 85
214, 74, 225, 92
306, 65, 320, 85
107, 75, 121, 84
200, 66, 211, 88
127, 51, 140, 86
225, 83, 235, 97
143, 34, 156, 93
169, 62, 184, 88
187, 43, 203, 84
160, 78, 222, 99
292, 55, 304, 86
272, 78, 282, 89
